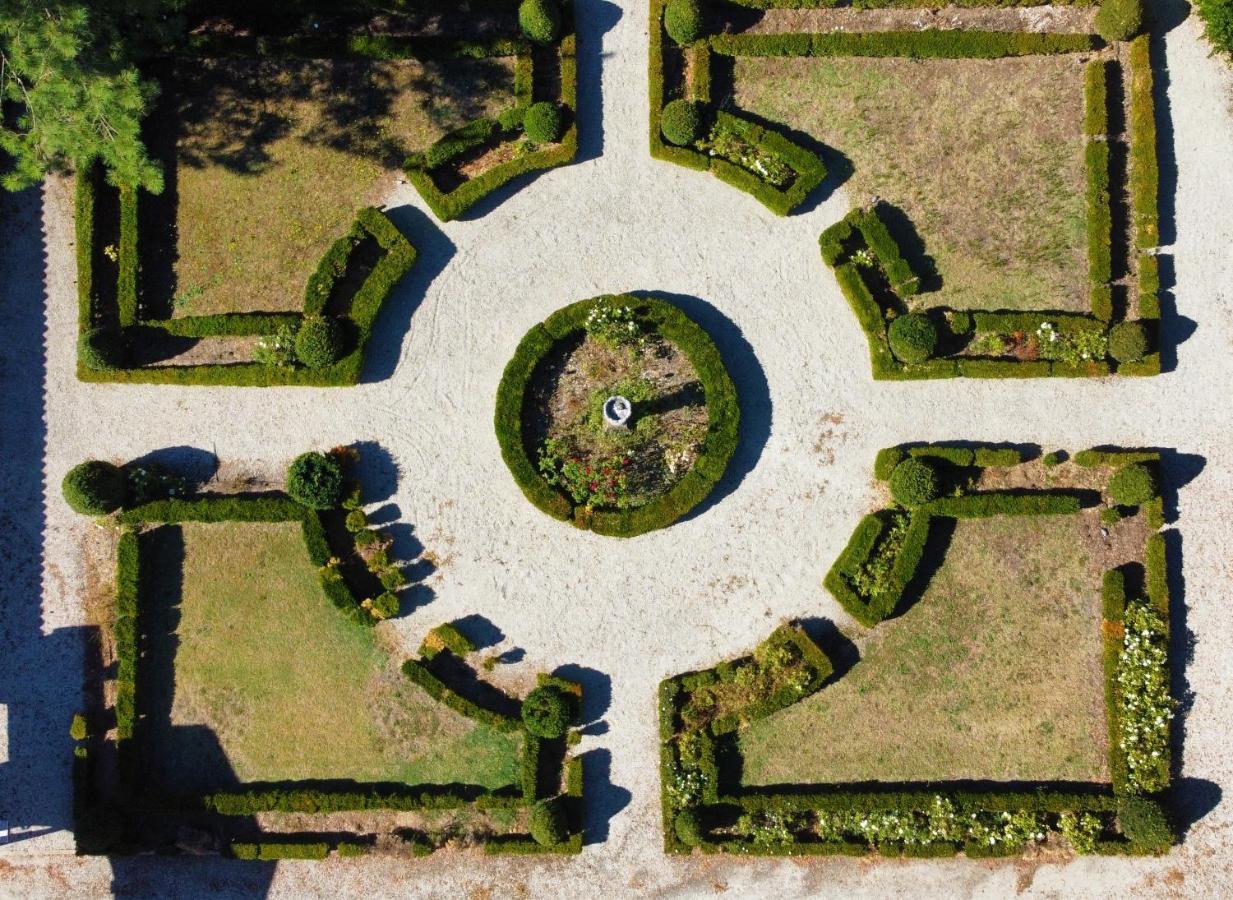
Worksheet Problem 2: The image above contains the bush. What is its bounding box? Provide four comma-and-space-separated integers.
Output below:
79, 326, 126, 371
369, 591, 400, 620
1197, 0, 1233, 56
889, 458, 940, 508
70, 713, 89, 742
1042, 450, 1065, 467
675, 808, 704, 846
1118, 797, 1173, 851
345, 509, 368, 532
295, 315, 345, 369
519, 0, 561, 44
664, 0, 703, 46
523, 101, 564, 143
529, 798, 569, 846
1095, 0, 1145, 42
660, 99, 702, 146
522, 685, 572, 738
1108, 463, 1158, 506
63, 460, 126, 515
887, 313, 938, 364
286, 452, 345, 510
1109, 321, 1149, 363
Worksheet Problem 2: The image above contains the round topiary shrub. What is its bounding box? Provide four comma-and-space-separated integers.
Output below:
664, 0, 703, 46
286, 452, 345, 510
345, 509, 368, 533
887, 313, 938, 364
1118, 796, 1173, 851
674, 809, 703, 846
1108, 463, 1158, 506
62, 460, 127, 515
1108, 320, 1149, 363
79, 326, 126, 371
1095, 0, 1145, 42
889, 457, 941, 508
522, 685, 572, 738
523, 101, 565, 143
295, 315, 345, 369
660, 99, 702, 147
529, 798, 569, 846
369, 591, 400, 620
519, 0, 561, 44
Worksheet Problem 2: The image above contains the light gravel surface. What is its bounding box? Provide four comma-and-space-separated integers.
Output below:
2, 1, 1232, 897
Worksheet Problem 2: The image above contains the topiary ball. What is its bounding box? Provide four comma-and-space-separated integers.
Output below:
529, 798, 569, 846
523, 101, 565, 143
1108, 463, 1158, 506
519, 0, 561, 44
674, 809, 704, 846
660, 99, 702, 147
1118, 796, 1173, 851
889, 457, 941, 508
370, 591, 400, 620
63, 460, 127, 515
887, 313, 939, 364
286, 452, 345, 510
521, 685, 572, 738
1108, 320, 1149, 363
664, 0, 703, 46
295, 315, 346, 369
1095, 0, 1145, 42
79, 326, 126, 371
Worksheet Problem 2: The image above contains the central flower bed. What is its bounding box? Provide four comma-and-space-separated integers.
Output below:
495, 295, 739, 537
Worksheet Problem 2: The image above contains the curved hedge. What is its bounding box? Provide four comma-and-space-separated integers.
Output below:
494, 295, 740, 537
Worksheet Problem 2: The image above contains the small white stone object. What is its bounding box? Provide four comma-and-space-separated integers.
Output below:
603, 396, 632, 429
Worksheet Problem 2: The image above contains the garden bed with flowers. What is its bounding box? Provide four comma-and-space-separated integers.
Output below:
659, 444, 1176, 857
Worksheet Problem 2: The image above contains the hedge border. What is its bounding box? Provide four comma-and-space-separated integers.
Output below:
494, 294, 740, 537
664, 445, 1176, 856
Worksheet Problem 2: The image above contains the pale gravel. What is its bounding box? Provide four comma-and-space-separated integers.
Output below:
2, 1, 1233, 897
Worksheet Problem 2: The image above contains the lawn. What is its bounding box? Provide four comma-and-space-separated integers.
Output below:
140, 522, 521, 794
740, 513, 1109, 785
733, 56, 1090, 312
167, 56, 515, 316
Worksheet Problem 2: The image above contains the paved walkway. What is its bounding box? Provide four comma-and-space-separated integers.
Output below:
2, 0, 1232, 895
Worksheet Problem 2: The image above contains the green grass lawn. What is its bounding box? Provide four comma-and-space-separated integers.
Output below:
141, 522, 521, 794
169, 56, 514, 316
734, 56, 1089, 312
740, 514, 1108, 785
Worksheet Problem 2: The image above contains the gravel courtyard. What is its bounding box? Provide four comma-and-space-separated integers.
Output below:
2, 0, 1232, 896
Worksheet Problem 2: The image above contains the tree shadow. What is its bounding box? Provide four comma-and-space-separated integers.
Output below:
574, 0, 623, 163
129, 446, 220, 488
577, 748, 630, 845
1156, 254, 1197, 372
551, 664, 612, 725
1159, 449, 1205, 525
352, 440, 402, 503
632, 291, 771, 521
453, 614, 505, 650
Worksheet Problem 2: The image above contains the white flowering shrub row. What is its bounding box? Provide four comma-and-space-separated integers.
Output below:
1117, 601, 1175, 793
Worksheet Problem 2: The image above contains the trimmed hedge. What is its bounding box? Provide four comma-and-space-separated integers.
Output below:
1095, 0, 1145, 42
661, 99, 702, 146
231, 842, 329, 860
1084, 59, 1109, 137
62, 460, 126, 515
523, 101, 565, 143
889, 457, 940, 507
1086, 139, 1113, 287
709, 30, 1098, 59
401, 658, 521, 731
922, 492, 1081, 518
494, 295, 739, 537
887, 313, 937, 364
522, 685, 573, 738
664, 0, 703, 46
519, 0, 561, 44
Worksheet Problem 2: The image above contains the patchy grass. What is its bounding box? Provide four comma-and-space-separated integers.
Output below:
734, 55, 1089, 312
740, 513, 1109, 784
169, 56, 514, 316
142, 522, 521, 793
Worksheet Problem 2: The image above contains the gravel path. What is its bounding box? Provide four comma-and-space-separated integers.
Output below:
2, 0, 1233, 896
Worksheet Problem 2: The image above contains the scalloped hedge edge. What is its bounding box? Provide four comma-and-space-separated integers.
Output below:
494, 294, 740, 537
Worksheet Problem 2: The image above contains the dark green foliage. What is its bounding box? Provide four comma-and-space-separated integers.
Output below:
1107, 463, 1158, 506
1073, 448, 1161, 468
519, 0, 561, 44
401, 658, 521, 731
73, 806, 125, 855
709, 30, 1097, 59
675, 809, 704, 846
874, 447, 904, 481
1197, 0, 1233, 56
660, 99, 702, 146
923, 492, 1081, 518
1095, 0, 1145, 42
1084, 60, 1109, 137
344, 509, 368, 532
522, 685, 572, 738
231, 842, 330, 860
1128, 36, 1159, 251
78, 327, 125, 370
201, 785, 511, 816
1117, 797, 1173, 852
62, 460, 126, 515
973, 447, 1023, 468
523, 101, 564, 143
887, 313, 937, 364
1102, 568, 1126, 623
664, 0, 703, 46
286, 452, 344, 510
1087, 139, 1112, 287
294, 315, 345, 368
370, 591, 400, 620
889, 457, 939, 507
529, 797, 570, 846
1109, 321, 1148, 363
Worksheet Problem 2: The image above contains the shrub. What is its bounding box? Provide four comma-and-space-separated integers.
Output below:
522, 685, 572, 738
63, 461, 126, 515
79, 326, 126, 370
519, 0, 561, 44
661, 99, 702, 146
675, 808, 704, 846
286, 452, 345, 510
369, 591, 400, 620
1109, 321, 1149, 363
889, 458, 940, 508
345, 509, 368, 532
1101, 506, 1124, 526
1095, 0, 1145, 42
295, 315, 345, 369
1042, 450, 1065, 467
887, 313, 938, 364
664, 0, 703, 46
523, 101, 565, 143
529, 798, 569, 846
1108, 463, 1158, 506
70, 713, 89, 742
1118, 797, 1173, 851
1197, 0, 1233, 56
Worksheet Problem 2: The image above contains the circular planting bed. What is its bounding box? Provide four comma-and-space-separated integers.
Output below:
495, 295, 739, 537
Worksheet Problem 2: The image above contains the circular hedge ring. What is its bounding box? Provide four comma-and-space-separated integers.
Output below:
494, 295, 740, 537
